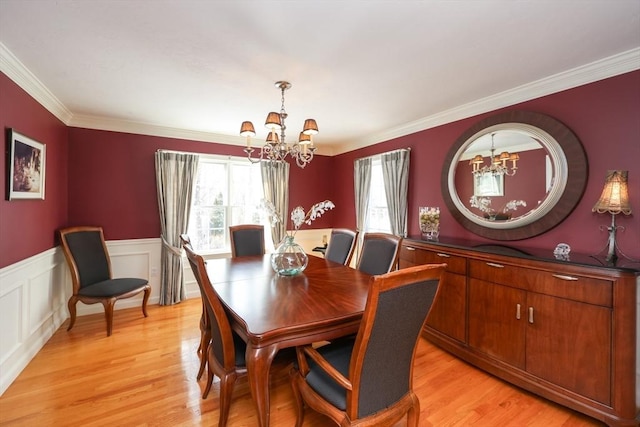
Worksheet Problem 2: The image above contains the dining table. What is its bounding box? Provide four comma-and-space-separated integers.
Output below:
205, 253, 372, 427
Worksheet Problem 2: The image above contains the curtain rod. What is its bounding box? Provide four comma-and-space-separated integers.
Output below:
355, 147, 411, 162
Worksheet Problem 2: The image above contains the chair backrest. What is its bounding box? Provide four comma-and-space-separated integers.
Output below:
183, 244, 239, 369
179, 233, 192, 247
58, 226, 112, 292
324, 228, 358, 265
229, 224, 265, 257
355, 233, 402, 275
348, 263, 446, 419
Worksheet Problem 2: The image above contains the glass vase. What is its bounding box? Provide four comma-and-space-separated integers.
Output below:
419, 206, 440, 240
271, 235, 308, 276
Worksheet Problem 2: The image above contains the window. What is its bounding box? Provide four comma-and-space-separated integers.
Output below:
365, 158, 391, 233
188, 155, 266, 252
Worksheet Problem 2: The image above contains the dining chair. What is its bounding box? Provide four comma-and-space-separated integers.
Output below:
290, 263, 447, 427
355, 232, 402, 275
58, 226, 151, 336
229, 224, 265, 257
324, 228, 358, 266
183, 244, 248, 426
180, 234, 209, 381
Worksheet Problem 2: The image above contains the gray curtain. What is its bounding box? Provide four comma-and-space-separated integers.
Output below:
381, 149, 410, 237
155, 150, 199, 305
354, 157, 372, 260
261, 161, 289, 247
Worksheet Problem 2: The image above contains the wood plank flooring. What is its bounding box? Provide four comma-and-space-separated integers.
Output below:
0, 299, 603, 426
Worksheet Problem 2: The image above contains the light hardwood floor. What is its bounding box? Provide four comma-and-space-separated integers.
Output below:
0, 299, 603, 426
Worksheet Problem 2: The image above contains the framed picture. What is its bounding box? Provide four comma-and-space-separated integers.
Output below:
7, 129, 46, 200
473, 172, 504, 197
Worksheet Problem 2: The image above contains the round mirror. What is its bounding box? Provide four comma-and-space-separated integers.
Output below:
441, 111, 587, 240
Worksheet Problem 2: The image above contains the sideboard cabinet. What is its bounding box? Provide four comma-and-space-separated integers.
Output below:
399, 237, 639, 427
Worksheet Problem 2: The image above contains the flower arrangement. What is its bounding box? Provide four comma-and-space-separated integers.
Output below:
262, 199, 335, 237
469, 195, 527, 219
419, 207, 440, 239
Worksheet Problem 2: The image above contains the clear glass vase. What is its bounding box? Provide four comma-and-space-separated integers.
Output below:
271, 235, 308, 276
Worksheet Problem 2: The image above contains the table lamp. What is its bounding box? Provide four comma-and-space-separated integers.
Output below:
592, 170, 632, 263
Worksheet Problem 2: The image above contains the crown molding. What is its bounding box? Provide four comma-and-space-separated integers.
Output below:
330, 47, 640, 155
0, 43, 73, 124
2, 42, 638, 156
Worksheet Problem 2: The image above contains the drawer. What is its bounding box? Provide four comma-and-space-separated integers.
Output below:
401, 245, 466, 275
469, 259, 612, 306
469, 259, 528, 290
524, 269, 612, 307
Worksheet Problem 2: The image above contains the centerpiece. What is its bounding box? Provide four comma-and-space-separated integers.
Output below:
419, 207, 440, 240
263, 199, 335, 276
469, 196, 527, 220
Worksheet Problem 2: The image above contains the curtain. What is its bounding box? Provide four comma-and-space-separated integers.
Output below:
353, 157, 372, 260
261, 160, 289, 247
381, 149, 411, 237
155, 150, 199, 305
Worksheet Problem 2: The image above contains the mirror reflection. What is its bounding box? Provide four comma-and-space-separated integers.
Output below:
455, 130, 553, 222
447, 122, 569, 231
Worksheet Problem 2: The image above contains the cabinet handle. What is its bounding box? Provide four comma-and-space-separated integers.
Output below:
436, 253, 451, 258
552, 274, 578, 281
516, 304, 521, 320
528, 307, 534, 324
486, 262, 504, 268
406, 247, 416, 251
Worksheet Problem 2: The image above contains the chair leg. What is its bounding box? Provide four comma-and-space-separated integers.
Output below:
141, 285, 151, 317
289, 368, 305, 427
197, 328, 210, 380
218, 372, 238, 427
66, 296, 78, 331
406, 394, 420, 427
102, 298, 116, 337
203, 349, 215, 399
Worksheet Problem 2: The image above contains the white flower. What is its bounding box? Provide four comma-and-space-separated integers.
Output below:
261, 199, 335, 237
290, 206, 306, 229
504, 200, 527, 212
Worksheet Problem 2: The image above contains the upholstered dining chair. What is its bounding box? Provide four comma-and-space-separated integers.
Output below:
324, 228, 359, 266
180, 234, 209, 381
229, 224, 265, 257
355, 232, 402, 275
290, 263, 447, 427
183, 244, 248, 427
58, 226, 151, 336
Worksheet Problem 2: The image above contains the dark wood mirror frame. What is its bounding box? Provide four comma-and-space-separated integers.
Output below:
441, 111, 588, 240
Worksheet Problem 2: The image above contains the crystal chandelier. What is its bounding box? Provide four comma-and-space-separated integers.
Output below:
469, 133, 519, 176
240, 81, 318, 168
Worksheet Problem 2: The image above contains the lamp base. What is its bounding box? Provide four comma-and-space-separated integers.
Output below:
591, 213, 639, 266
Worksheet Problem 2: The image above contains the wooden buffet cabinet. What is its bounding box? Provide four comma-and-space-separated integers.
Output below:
399, 237, 639, 427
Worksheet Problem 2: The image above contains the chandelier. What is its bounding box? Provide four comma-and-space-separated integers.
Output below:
469, 133, 519, 176
240, 81, 318, 168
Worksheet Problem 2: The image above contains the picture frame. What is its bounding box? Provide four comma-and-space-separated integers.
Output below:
7, 129, 46, 200
473, 172, 504, 197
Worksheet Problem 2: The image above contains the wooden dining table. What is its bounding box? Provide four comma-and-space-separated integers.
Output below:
205, 253, 372, 427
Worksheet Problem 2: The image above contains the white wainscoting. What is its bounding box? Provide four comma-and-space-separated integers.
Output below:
0, 237, 162, 396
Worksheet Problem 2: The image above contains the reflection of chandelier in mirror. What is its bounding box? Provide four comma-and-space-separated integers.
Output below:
470, 133, 519, 176
240, 81, 318, 169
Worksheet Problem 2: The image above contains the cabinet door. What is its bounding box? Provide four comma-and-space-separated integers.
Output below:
425, 272, 466, 343
469, 278, 526, 369
526, 292, 611, 405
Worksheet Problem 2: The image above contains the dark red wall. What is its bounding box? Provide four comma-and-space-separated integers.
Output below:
331, 70, 640, 259
1, 69, 639, 268
67, 128, 336, 240
0, 73, 69, 267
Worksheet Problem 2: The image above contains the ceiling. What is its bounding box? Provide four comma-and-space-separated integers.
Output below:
1, 1, 639, 155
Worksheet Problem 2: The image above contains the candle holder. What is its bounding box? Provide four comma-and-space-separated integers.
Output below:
419, 207, 440, 240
